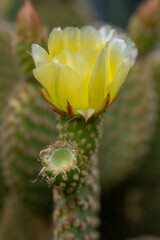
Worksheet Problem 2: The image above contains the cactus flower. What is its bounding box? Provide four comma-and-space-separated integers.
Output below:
32, 25, 137, 120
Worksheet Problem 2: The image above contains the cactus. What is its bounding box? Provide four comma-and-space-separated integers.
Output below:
53, 154, 100, 239
99, 50, 160, 239
1, 0, 160, 239
38, 112, 102, 239
0, 21, 20, 213
123, 50, 160, 236
0, 1, 57, 219
39, 115, 101, 190
99, 58, 157, 191
1, 80, 58, 217
0, 21, 20, 120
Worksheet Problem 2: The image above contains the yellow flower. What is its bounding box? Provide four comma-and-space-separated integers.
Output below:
32, 25, 137, 120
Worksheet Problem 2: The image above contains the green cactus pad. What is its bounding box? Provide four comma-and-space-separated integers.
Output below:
1, 80, 58, 216
122, 51, 160, 235
0, 21, 20, 213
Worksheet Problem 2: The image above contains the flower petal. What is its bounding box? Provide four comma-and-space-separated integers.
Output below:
33, 62, 55, 92
89, 36, 127, 111
48, 26, 103, 58
106, 57, 131, 105
53, 49, 100, 109
33, 62, 81, 112
118, 33, 138, 66
89, 44, 109, 112
107, 37, 127, 83
48, 27, 63, 59
49, 64, 81, 112
32, 43, 51, 66
76, 109, 95, 121
99, 25, 116, 43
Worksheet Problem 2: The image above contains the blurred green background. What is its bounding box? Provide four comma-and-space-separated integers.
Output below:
1, 0, 143, 28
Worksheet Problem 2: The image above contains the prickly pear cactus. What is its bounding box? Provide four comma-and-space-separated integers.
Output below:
1, 80, 58, 217
53, 154, 101, 239
99, 58, 157, 191
0, 21, 19, 121
99, 50, 160, 240
123, 50, 160, 236
0, 21, 20, 213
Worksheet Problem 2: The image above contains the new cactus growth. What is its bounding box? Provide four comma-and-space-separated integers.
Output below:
16, 0, 47, 77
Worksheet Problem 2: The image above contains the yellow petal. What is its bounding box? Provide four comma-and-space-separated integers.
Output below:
53, 49, 100, 109
89, 44, 109, 112
33, 62, 81, 112
48, 27, 63, 59
106, 57, 131, 105
99, 25, 116, 43
107, 37, 127, 83
117, 33, 138, 66
32, 44, 51, 66
53, 49, 81, 72
33, 62, 54, 91
47, 64, 81, 112
48, 26, 103, 58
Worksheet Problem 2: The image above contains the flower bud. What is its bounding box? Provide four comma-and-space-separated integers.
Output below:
16, 0, 46, 43
128, 0, 160, 54
135, 0, 160, 30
